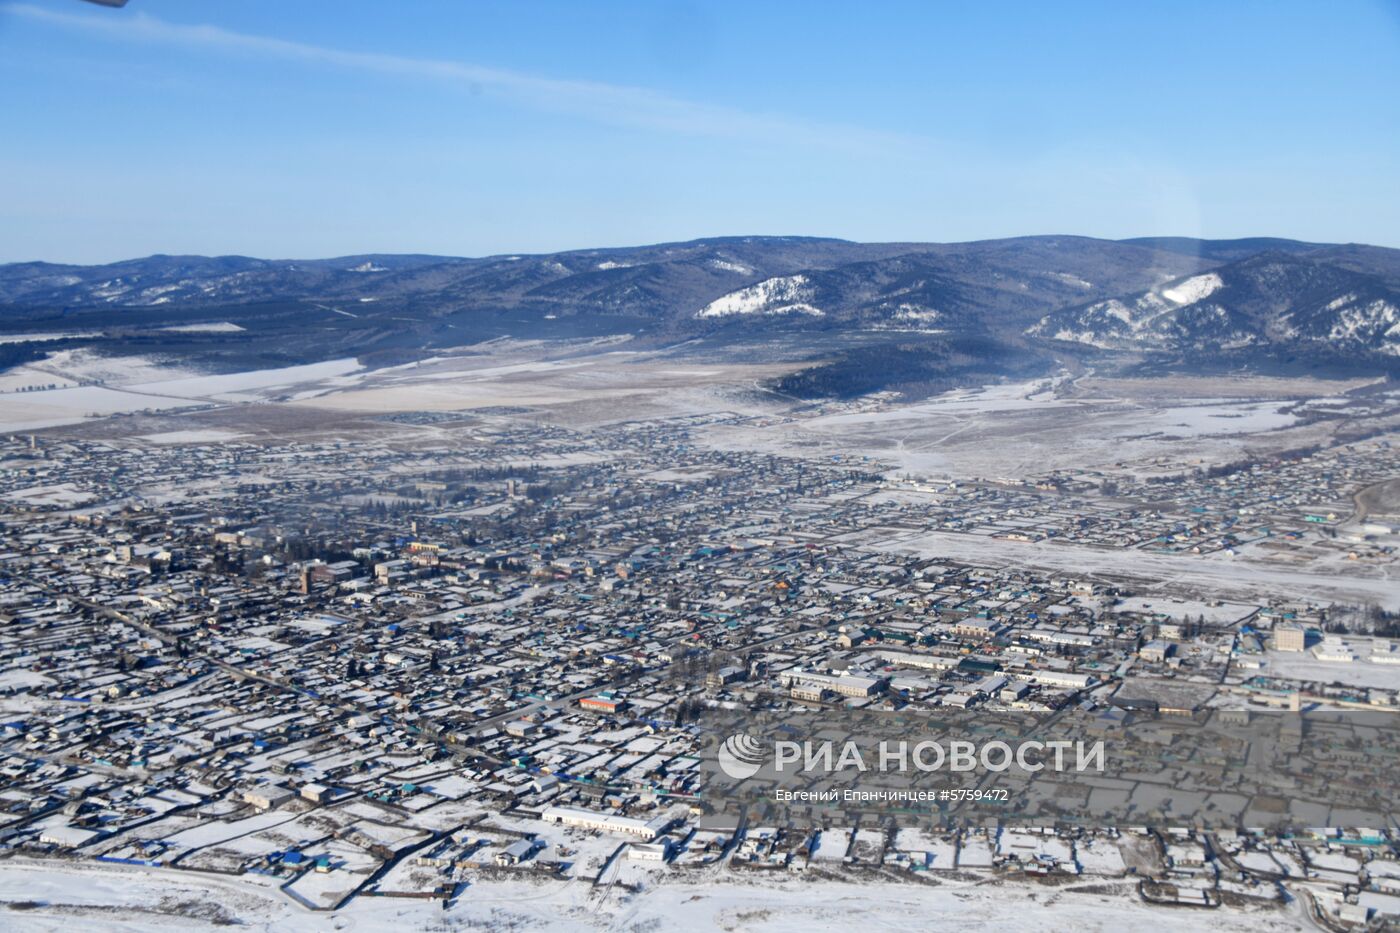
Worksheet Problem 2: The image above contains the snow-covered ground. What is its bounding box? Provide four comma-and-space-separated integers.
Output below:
17, 348, 204, 387
125, 358, 360, 402
699, 370, 1361, 480
289, 350, 794, 424
0, 857, 1305, 932
1254, 642, 1400, 690
0, 357, 362, 432
3, 483, 96, 507
137, 429, 249, 444
863, 528, 1400, 610
0, 385, 207, 432
0, 331, 102, 345
1113, 597, 1259, 625
158, 322, 246, 334
802, 386, 1294, 440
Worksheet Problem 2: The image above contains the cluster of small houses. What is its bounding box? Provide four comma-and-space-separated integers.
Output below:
878, 438, 1396, 562
0, 426, 1397, 922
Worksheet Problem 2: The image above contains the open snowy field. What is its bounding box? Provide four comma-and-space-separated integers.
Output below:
158, 322, 246, 334
701, 372, 1394, 479
4, 348, 205, 388
0, 857, 1308, 932
859, 527, 1400, 610
136, 429, 250, 444
1254, 643, 1400, 690
15, 342, 1389, 475
0, 356, 362, 432
0, 332, 103, 346
286, 341, 799, 426
1113, 597, 1260, 625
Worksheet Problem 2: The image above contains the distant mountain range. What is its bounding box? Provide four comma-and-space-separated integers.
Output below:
2, 235, 1397, 391
0, 236, 1202, 319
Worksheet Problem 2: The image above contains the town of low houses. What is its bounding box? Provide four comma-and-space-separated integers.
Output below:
0, 413, 1398, 927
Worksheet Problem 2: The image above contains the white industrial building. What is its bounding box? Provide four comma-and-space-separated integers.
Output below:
540, 805, 671, 841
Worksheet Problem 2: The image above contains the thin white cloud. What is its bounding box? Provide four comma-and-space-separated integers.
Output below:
6, 2, 913, 154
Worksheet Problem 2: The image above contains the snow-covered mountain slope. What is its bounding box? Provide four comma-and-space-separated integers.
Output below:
1029, 254, 1400, 356
1028, 271, 1248, 349
1295, 294, 1400, 354
697, 275, 823, 317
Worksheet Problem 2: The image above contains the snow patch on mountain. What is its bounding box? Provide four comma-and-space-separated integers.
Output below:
160, 321, 247, 334
892, 304, 940, 322
1160, 272, 1223, 306
1097, 300, 1134, 325
1049, 327, 1112, 347
1048, 272, 1094, 289
696, 275, 822, 317
708, 258, 753, 275
139, 284, 183, 300
1327, 299, 1400, 353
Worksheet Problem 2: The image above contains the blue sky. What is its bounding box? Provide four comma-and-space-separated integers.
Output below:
2, 0, 1398, 263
